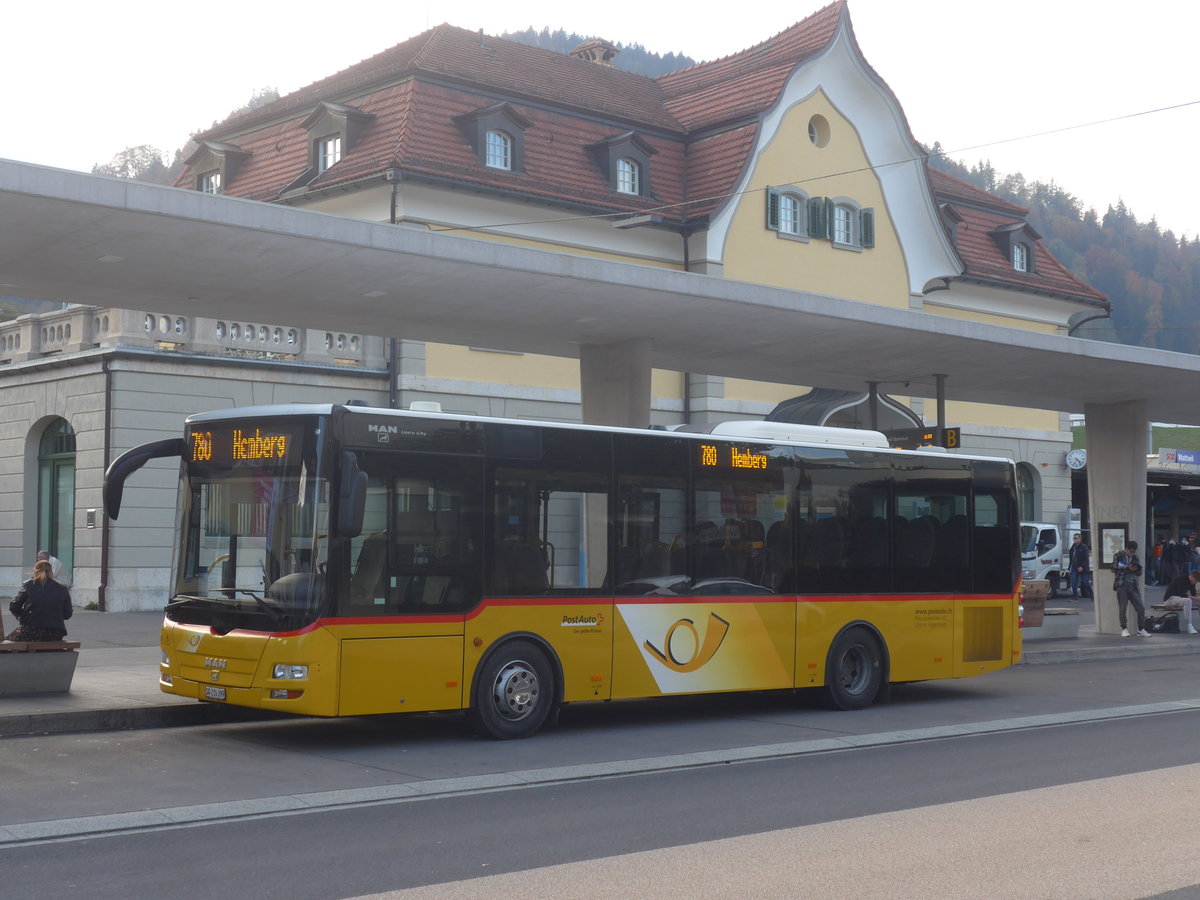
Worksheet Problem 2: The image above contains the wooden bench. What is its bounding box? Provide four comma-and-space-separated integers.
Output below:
1152, 602, 1200, 612
0, 640, 81, 695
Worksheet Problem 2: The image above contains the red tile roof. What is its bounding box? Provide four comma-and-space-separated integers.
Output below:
659, 3, 845, 130
177, 3, 1102, 307
928, 169, 1107, 304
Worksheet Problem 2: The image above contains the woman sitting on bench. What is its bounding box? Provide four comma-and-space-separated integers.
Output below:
6, 559, 73, 642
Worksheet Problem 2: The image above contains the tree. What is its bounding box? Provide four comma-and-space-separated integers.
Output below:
91, 145, 173, 183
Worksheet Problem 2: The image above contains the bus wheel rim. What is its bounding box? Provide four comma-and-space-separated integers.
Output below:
492, 660, 540, 721
837, 645, 870, 694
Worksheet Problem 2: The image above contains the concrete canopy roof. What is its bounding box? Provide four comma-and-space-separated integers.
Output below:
2, 159, 1198, 423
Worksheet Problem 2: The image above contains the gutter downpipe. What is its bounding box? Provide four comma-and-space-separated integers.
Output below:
388, 169, 400, 409
99, 355, 112, 611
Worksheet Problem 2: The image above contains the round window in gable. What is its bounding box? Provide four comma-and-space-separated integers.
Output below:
808, 114, 830, 148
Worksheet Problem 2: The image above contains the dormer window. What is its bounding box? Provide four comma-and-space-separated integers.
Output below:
185, 141, 250, 195
199, 171, 222, 195
485, 130, 513, 170
282, 101, 372, 194
587, 132, 656, 198
455, 103, 532, 173
1013, 243, 1029, 272
990, 222, 1040, 274
616, 158, 641, 195
317, 136, 342, 173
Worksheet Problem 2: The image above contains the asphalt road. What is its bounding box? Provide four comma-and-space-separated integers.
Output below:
3, 710, 1199, 898
5, 654, 1200, 897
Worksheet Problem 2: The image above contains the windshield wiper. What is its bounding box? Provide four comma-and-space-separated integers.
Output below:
232, 589, 286, 625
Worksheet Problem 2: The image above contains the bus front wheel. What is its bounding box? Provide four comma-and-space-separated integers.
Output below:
822, 627, 883, 710
468, 641, 556, 740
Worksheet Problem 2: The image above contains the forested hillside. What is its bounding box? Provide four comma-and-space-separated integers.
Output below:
928, 145, 1200, 353
500, 27, 695, 76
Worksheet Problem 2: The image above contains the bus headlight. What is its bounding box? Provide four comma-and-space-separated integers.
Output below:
273, 664, 309, 680
161, 650, 170, 666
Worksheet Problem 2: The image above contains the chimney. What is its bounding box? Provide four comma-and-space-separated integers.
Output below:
568, 38, 620, 66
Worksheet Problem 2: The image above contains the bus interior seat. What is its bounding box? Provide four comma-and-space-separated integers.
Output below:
350, 534, 388, 605
493, 543, 548, 596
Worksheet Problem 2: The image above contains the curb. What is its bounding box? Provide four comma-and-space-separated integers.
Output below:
0, 703, 282, 738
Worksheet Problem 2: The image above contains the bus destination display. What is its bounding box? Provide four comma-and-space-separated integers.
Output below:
189, 426, 293, 464
699, 443, 769, 470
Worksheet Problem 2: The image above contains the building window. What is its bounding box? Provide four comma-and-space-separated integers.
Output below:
765, 188, 809, 240
1016, 463, 1037, 520
199, 171, 222, 195
616, 158, 641, 195
1013, 243, 1029, 272
588, 132, 655, 197
485, 130, 512, 170
825, 199, 875, 250
317, 136, 342, 173
38, 418, 76, 581
807, 114, 830, 148
834, 205, 854, 244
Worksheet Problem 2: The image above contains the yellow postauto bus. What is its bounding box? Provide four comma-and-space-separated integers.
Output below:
104, 403, 1021, 739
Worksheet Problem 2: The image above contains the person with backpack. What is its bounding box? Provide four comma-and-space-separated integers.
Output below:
1113, 540, 1149, 638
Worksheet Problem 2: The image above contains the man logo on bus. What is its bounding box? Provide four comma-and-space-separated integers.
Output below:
643, 612, 730, 673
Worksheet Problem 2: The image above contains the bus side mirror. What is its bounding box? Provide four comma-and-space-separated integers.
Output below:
336, 451, 368, 538
104, 438, 186, 520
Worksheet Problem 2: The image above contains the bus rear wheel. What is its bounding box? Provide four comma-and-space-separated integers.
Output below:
468, 641, 556, 740
822, 627, 883, 710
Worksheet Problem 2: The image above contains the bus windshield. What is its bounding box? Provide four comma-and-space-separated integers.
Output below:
169, 418, 331, 631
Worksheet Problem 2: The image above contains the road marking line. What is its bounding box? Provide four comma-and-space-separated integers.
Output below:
4, 698, 1200, 847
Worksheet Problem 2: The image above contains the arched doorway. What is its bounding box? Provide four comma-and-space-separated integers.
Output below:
38, 418, 75, 582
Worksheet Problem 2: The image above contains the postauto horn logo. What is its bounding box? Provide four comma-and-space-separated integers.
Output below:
643, 612, 730, 673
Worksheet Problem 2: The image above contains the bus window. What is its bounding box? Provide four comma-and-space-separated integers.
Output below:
893, 457, 971, 593
973, 476, 1018, 594
690, 441, 790, 594
796, 449, 889, 594
348, 453, 483, 614
614, 434, 688, 594
488, 428, 611, 597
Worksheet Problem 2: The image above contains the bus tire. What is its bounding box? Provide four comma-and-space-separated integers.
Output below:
468, 640, 556, 740
822, 627, 883, 710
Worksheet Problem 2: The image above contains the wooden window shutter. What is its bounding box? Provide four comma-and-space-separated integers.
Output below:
807, 196, 826, 239
860, 208, 875, 248
766, 188, 780, 231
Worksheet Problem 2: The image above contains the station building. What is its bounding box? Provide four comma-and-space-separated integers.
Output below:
3, 1, 1109, 609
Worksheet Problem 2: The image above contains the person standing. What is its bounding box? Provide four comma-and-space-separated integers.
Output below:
36, 549, 64, 584
1113, 540, 1149, 638
1163, 570, 1200, 635
6, 559, 73, 642
1173, 538, 1191, 582
1068, 533, 1092, 601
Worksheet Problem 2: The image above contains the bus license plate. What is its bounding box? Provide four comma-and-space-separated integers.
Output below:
204, 686, 226, 701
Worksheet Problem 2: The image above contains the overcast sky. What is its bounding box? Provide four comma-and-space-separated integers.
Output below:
5, 1, 1197, 237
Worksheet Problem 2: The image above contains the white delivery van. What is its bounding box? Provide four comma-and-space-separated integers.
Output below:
1020, 522, 1070, 598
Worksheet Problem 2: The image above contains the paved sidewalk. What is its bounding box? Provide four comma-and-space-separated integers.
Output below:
4, 588, 1200, 739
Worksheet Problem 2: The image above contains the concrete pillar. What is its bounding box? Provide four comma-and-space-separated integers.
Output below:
1083, 400, 1147, 635
579, 338, 651, 427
